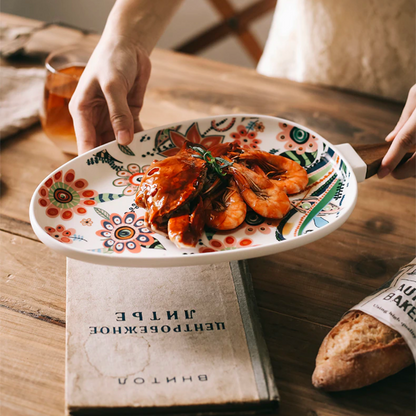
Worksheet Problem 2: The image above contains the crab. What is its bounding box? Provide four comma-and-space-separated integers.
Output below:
135, 142, 207, 248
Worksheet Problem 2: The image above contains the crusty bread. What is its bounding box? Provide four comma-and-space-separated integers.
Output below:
312, 310, 414, 391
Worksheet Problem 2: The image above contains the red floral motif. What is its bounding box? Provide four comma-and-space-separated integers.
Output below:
45, 224, 76, 244
161, 123, 223, 157
230, 125, 262, 150
96, 212, 156, 254
199, 236, 254, 253
38, 169, 98, 220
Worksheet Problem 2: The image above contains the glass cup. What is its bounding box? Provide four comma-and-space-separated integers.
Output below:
40, 46, 92, 155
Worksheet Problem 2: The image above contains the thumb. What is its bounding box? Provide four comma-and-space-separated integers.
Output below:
102, 82, 134, 145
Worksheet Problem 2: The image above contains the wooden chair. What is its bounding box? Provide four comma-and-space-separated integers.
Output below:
175, 0, 277, 65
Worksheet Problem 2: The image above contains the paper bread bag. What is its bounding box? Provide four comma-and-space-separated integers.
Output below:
312, 258, 416, 391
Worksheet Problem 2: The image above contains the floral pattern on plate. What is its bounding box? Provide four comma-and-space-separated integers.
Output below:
230, 118, 263, 150
38, 169, 98, 220
155, 122, 224, 157
112, 163, 149, 196
94, 211, 165, 254
45, 224, 86, 244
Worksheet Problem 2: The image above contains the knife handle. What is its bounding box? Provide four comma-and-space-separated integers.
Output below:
351, 143, 413, 179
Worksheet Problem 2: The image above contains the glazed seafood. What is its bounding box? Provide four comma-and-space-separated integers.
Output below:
204, 180, 247, 230
237, 150, 309, 195
136, 141, 308, 249
228, 162, 291, 219
135, 142, 207, 238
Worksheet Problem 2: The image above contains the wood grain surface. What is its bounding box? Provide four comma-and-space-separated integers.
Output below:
0, 12, 415, 416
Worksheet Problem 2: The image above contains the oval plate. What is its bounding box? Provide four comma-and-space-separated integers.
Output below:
30, 114, 357, 267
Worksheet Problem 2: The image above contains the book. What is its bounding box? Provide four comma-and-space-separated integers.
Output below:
66, 259, 279, 415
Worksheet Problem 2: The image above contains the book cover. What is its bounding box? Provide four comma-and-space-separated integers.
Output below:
66, 260, 278, 415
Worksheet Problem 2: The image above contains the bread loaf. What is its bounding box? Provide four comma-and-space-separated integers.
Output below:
312, 310, 414, 391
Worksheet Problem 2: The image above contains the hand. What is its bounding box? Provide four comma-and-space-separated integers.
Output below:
378, 85, 416, 179
69, 35, 151, 154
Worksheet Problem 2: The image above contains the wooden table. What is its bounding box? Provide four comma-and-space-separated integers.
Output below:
1, 13, 415, 416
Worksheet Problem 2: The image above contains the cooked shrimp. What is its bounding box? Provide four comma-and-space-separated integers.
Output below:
204, 180, 247, 230
238, 150, 308, 194
168, 196, 205, 248
229, 163, 290, 219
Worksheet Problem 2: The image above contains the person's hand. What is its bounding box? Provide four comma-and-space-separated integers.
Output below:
378, 85, 416, 179
69, 35, 151, 154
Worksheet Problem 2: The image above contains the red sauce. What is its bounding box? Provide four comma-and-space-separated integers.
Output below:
135, 145, 207, 232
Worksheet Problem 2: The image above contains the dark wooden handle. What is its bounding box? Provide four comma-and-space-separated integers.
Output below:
351, 143, 413, 179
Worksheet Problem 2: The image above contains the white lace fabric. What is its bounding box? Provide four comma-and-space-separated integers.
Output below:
258, 0, 415, 101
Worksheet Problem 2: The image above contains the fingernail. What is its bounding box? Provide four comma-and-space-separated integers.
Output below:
117, 129, 131, 145
377, 167, 390, 179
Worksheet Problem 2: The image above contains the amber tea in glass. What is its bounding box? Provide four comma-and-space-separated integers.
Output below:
40, 47, 92, 155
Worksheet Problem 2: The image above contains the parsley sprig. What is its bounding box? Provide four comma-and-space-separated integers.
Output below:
191, 146, 233, 177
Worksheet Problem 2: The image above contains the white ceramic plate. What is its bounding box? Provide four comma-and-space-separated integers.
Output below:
30, 114, 357, 267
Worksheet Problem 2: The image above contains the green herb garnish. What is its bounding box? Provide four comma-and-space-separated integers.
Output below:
191, 146, 233, 177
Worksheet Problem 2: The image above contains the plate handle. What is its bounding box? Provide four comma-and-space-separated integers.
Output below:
335, 144, 367, 182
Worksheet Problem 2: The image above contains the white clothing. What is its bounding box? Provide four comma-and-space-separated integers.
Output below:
258, 0, 415, 101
